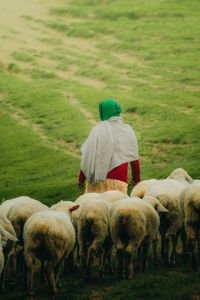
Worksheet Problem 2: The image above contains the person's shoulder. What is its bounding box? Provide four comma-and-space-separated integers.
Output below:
88, 122, 103, 135
123, 123, 135, 131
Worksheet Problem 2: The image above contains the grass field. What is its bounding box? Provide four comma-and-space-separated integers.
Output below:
0, 0, 200, 299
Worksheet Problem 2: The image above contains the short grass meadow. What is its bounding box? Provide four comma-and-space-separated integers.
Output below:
0, 0, 200, 299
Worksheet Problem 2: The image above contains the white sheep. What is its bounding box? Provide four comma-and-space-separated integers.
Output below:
73, 191, 128, 230
0, 216, 17, 291
101, 190, 129, 203
6, 197, 49, 243
179, 182, 200, 270
77, 197, 112, 279
50, 200, 78, 273
167, 168, 193, 184
130, 179, 158, 198
142, 195, 168, 266
130, 168, 193, 199
110, 197, 160, 279
72, 193, 101, 229
50, 200, 75, 211
0, 196, 49, 285
193, 179, 200, 184
145, 178, 188, 264
0, 196, 35, 217
23, 203, 79, 299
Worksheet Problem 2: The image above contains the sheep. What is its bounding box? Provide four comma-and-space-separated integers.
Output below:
23, 203, 79, 299
0, 216, 17, 291
50, 200, 75, 211
72, 193, 101, 230
130, 168, 192, 199
0, 197, 49, 285
179, 182, 200, 270
50, 200, 78, 274
6, 198, 49, 244
0, 196, 36, 221
141, 195, 168, 266
77, 197, 112, 279
167, 168, 193, 184
110, 197, 160, 279
101, 190, 129, 203
193, 179, 200, 184
73, 191, 128, 230
130, 179, 158, 198
145, 178, 187, 264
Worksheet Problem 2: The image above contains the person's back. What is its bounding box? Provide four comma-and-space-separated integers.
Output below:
78, 99, 140, 194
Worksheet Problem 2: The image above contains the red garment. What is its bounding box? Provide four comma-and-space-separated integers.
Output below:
78, 160, 140, 185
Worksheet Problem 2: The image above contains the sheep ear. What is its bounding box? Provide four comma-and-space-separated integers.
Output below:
155, 203, 168, 213
0, 215, 10, 225
69, 205, 80, 212
186, 175, 193, 184
1, 228, 17, 242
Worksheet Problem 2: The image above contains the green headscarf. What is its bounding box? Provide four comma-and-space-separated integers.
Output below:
99, 99, 122, 121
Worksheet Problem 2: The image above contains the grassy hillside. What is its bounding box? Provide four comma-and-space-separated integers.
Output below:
0, 1, 200, 297
0, 0, 199, 203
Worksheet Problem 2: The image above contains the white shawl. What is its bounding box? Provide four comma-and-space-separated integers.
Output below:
81, 117, 139, 185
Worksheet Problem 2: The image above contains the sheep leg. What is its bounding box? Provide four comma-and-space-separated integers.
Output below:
180, 226, 187, 253
164, 237, 170, 265
190, 237, 198, 271
40, 257, 45, 282
152, 236, 158, 269
186, 226, 198, 270
125, 240, 139, 279
85, 246, 95, 277
115, 239, 125, 279
170, 230, 180, 264
124, 251, 133, 280
55, 258, 65, 288
85, 237, 103, 277
76, 241, 80, 265
160, 231, 166, 261
79, 241, 87, 271
25, 250, 35, 300
71, 243, 78, 272
64, 251, 74, 274
78, 227, 87, 271
16, 247, 25, 278
9, 252, 17, 289
138, 246, 143, 272
107, 247, 114, 275
116, 248, 125, 279
141, 242, 150, 272
99, 240, 112, 278
0, 253, 9, 293
46, 258, 58, 294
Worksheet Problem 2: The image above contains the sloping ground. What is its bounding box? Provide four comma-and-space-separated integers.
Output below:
0, 0, 97, 158
0, 0, 199, 203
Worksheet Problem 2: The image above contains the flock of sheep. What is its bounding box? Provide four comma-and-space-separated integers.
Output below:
0, 168, 200, 299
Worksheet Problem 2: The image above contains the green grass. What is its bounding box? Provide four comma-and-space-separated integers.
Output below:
12, 51, 34, 63
1, 251, 200, 300
0, 0, 200, 298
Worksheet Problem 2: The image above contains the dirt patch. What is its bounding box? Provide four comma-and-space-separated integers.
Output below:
159, 103, 168, 107
0, 93, 5, 101
182, 84, 200, 91
56, 139, 78, 151
0, 0, 105, 90
63, 91, 97, 126
119, 85, 132, 91
112, 52, 144, 67
176, 106, 194, 114
139, 155, 151, 162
